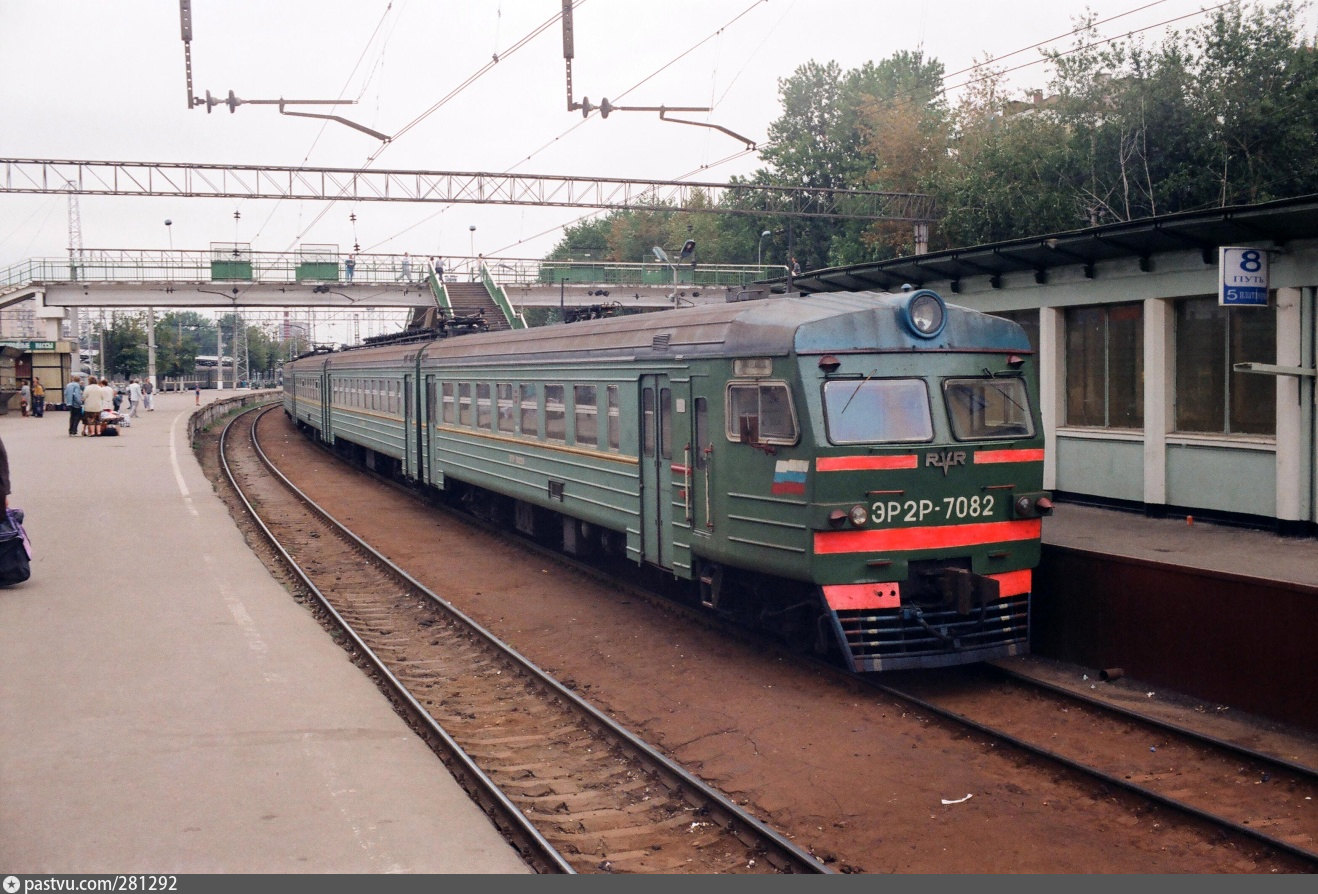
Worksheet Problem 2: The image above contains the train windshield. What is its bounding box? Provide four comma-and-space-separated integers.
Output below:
943, 377, 1035, 440
823, 378, 933, 444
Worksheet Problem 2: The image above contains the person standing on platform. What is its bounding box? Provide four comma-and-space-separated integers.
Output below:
63, 376, 83, 437
81, 375, 104, 436
19, 381, 29, 417
31, 378, 45, 417
399, 252, 412, 282
142, 379, 154, 411
344, 254, 356, 282
194, 383, 201, 406
127, 378, 142, 418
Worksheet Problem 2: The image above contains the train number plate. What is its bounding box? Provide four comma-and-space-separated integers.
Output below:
870, 494, 997, 524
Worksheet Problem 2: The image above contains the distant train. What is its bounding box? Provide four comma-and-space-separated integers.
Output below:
283, 287, 1052, 671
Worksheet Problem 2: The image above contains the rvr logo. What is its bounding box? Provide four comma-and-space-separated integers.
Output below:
925, 450, 967, 476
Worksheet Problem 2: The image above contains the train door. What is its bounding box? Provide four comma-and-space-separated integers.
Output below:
403, 373, 416, 480
320, 361, 332, 443
639, 375, 675, 568
419, 374, 436, 485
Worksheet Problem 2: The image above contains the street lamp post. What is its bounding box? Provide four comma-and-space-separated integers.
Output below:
757, 229, 771, 268
469, 225, 477, 279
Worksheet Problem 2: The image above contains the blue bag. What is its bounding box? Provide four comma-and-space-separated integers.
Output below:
0, 507, 32, 586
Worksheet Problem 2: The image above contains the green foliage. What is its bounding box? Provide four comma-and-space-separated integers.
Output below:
543, 3, 1318, 268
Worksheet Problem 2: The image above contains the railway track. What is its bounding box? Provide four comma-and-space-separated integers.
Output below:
220, 403, 829, 875
873, 664, 1318, 867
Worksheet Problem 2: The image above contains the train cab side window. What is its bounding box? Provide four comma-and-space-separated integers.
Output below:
545, 385, 566, 442
943, 377, 1035, 440
726, 382, 798, 445
441, 382, 455, 423
574, 385, 598, 447
520, 383, 539, 437
497, 383, 516, 433
606, 385, 620, 451
458, 383, 472, 426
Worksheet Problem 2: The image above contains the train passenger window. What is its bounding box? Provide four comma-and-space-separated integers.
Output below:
943, 377, 1035, 440
725, 382, 798, 445
823, 379, 933, 444
520, 384, 538, 437
441, 382, 455, 423
426, 380, 437, 425
476, 383, 492, 429
545, 385, 566, 442
606, 385, 620, 451
458, 383, 472, 426
497, 384, 516, 433
574, 385, 598, 447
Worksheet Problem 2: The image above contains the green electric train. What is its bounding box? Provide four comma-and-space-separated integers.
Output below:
283, 287, 1052, 671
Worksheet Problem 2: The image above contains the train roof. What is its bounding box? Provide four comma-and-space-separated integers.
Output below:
288, 291, 1030, 372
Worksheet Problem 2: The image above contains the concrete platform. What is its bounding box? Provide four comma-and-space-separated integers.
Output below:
0, 390, 531, 874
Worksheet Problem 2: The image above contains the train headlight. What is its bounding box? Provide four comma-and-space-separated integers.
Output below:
1014, 494, 1055, 518
902, 289, 947, 339
848, 504, 869, 527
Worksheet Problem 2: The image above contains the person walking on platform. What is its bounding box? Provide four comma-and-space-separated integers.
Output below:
128, 379, 142, 418
398, 252, 412, 282
194, 383, 201, 406
81, 375, 104, 436
63, 376, 83, 437
19, 381, 29, 417
142, 379, 154, 411
31, 378, 45, 417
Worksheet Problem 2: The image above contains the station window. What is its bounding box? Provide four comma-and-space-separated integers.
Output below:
496, 383, 516, 433
476, 383, 492, 429
726, 382, 798, 445
545, 384, 566, 442
574, 385, 598, 447
520, 383, 539, 437
1065, 303, 1143, 428
1174, 296, 1275, 435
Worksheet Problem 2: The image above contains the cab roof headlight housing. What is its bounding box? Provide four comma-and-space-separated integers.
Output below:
902, 289, 947, 339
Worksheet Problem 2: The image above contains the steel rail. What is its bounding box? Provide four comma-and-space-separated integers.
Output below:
217, 405, 573, 874
224, 403, 830, 874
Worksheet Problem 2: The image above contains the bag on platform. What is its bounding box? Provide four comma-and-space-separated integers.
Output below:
0, 507, 32, 586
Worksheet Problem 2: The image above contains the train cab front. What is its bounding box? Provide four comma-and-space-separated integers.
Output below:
804, 290, 1052, 672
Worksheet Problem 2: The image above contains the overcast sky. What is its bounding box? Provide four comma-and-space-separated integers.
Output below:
3, 0, 1312, 271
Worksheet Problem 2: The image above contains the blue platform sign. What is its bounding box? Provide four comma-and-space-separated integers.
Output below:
1219, 247, 1269, 306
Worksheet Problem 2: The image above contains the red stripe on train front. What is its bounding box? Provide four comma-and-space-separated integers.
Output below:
821, 569, 1031, 611
823, 583, 901, 610
989, 569, 1032, 598
974, 448, 1044, 464
816, 455, 918, 471
814, 519, 1042, 554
